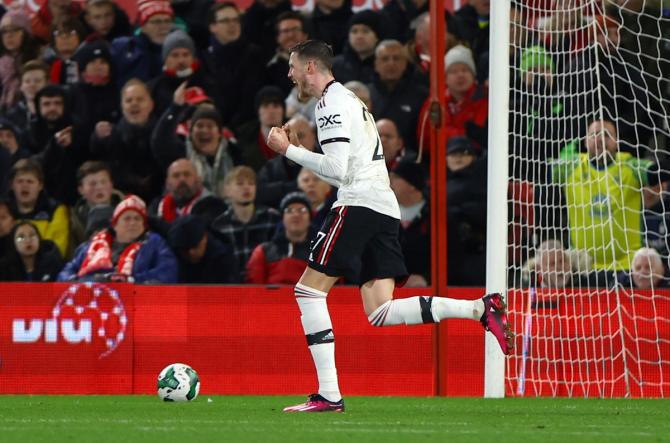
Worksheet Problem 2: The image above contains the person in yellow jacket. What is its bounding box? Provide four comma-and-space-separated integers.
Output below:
551, 119, 668, 271
7, 158, 70, 258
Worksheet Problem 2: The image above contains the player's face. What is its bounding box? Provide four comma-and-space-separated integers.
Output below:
114, 211, 145, 243
20, 69, 47, 100
14, 224, 40, 257
11, 173, 42, 207
191, 118, 222, 156
85, 3, 115, 36
283, 202, 310, 233
586, 120, 617, 158
78, 171, 113, 206
288, 52, 310, 100
122, 84, 154, 125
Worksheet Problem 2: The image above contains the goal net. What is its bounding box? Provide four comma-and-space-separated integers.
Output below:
503, 0, 670, 397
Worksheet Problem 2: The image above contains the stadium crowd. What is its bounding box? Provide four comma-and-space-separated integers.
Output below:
0, 0, 667, 288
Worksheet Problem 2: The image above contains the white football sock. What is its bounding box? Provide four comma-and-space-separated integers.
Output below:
295, 283, 341, 402
368, 296, 485, 326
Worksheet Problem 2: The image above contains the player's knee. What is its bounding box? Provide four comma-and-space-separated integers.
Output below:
294, 283, 327, 301
367, 300, 392, 327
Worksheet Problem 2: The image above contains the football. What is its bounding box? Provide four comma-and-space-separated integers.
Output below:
157, 363, 201, 402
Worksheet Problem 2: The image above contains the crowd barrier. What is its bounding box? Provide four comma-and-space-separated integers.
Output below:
2, 283, 666, 397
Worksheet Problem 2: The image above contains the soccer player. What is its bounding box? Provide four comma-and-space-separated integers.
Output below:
266, 40, 512, 413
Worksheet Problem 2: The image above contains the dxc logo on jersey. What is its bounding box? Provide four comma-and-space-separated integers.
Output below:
318, 114, 341, 129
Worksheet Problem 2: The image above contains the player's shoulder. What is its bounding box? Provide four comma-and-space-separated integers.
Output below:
316, 82, 356, 112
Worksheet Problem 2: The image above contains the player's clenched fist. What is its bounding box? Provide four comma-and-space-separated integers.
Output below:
267, 126, 290, 155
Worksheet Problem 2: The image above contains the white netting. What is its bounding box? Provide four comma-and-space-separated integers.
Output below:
504, 0, 670, 398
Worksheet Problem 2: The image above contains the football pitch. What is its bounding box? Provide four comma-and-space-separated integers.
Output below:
0, 395, 667, 443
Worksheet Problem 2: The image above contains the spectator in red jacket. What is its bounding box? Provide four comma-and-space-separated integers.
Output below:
417, 44, 488, 159
246, 192, 312, 285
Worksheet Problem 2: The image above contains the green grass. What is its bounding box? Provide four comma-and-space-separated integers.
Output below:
0, 395, 667, 443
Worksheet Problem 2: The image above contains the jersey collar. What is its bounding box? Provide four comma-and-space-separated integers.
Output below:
322, 79, 337, 96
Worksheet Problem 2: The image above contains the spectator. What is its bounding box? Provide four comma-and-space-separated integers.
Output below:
91, 79, 163, 203
0, 221, 64, 282
449, 0, 490, 67
26, 84, 71, 155
308, 0, 353, 55
69, 161, 123, 251
169, 0, 214, 50
7, 159, 70, 258
285, 84, 318, 122
376, 118, 411, 171
264, 11, 309, 97
4, 60, 49, 132
46, 16, 86, 85
0, 198, 17, 258
417, 45, 488, 158
80, 0, 132, 42
332, 10, 382, 85
550, 119, 670, 271
212, 166, 280, 275
380, 0, 428, 43
203, 2, 263, 128
31, 0, 83, 44
0, 118, 30, 166
368, 39, 428, 151
0, 9, 42, 110
247, 192, 313, 284
111, 0, 175, 87
150, 158, 226, 236
257, 115, 316, 208
297, 167, 336, 230
389, 159, 430, 287
71, 39, 121, 140
153, 95, 239, 198
618, 247, 670, 289
58, 194, 178, 283
344, 80, 372, 111
168, 214, 239, 283
525, 239, 593, 289
405, 12, 455, 81
148, 29, 219, 117
242, 0, 292, 64
446, 136, 487, 285
235, 86, 285, 171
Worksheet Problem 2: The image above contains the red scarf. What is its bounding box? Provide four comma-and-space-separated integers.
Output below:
78, 230, 143, 278
157, 189, 202, 223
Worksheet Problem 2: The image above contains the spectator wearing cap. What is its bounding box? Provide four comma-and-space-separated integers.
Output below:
168, 214, 239, 283
31, 0, 83, 44
149, 158, 227, 237
148, 28, 219, 117
203, 2, 263, 128
235, 85, 286, 171
7, 159, 70, 258
241, 0, 292, 64
153, 98, 239, 199
45, 16, 86, 85
446, 136, 487, 286
0, 118, 30, 195
91, 79, 164, 203
69, 160, 124, 251
308, 0, 353, 55
264, 11, 309, 98
80, 0, 132, 43
71, 39, 120, 139
246, 192, 313, 285
212, 166, 280, 278
368, 39, 428, 152
58, 194, 178, 283
390, 159, 430, 287
331, 10, 383, 85
258, 115, 316, 209
297, 167, 336, 231
0, 8, 42, 110
417, 44, 488, 159
111, 0, 175, 87
4, 60, 49, 133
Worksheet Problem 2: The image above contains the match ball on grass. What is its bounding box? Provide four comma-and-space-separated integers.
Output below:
157, 363, 200, 402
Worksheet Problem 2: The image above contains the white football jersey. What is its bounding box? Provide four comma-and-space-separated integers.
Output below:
312, 81, 400, 219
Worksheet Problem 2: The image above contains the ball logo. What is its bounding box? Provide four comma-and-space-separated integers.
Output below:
12, 283, 128, 358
